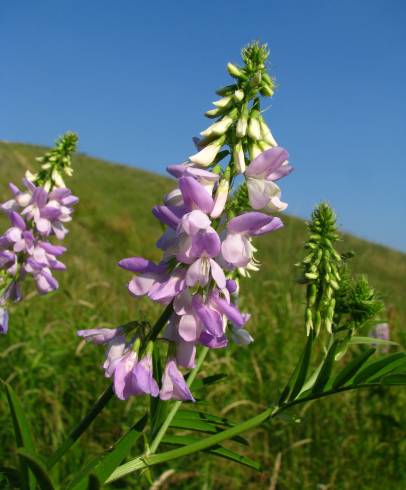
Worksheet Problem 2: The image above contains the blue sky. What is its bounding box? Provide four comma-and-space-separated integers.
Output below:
1, 1, 405, 251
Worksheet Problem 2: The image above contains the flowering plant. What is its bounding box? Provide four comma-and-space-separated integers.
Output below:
1, 44, 405, 489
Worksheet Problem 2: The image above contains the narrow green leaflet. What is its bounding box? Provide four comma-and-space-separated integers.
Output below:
280, 335, 313, 403
349, 336, 398, 347
17, 450, 55, 490
380, 373, 406, 385
68, 414, 148, 489
2, 381, 36, 490
161, 435, 261, 471
352, 352, 406, 385
311, 340, 341, 394
190, 373, 227, 391
332, 348, 376, 389
170, 412, 248, 445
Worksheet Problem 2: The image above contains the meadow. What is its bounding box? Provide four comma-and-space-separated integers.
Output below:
1, 140, 406, 489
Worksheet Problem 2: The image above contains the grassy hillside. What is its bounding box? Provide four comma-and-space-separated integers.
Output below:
1, 141, 406, 489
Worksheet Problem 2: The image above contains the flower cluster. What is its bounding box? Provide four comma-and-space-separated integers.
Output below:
0, 133, 78, 334
79, 43, 293, 401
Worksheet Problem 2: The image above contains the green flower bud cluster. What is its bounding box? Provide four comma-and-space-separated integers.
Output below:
193, 42, 278, 176
300, 203, 342, 336
334, 269, 384, 333
34, 131, 78, 190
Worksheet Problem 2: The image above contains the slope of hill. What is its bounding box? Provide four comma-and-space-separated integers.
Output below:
1, 141, 405, 489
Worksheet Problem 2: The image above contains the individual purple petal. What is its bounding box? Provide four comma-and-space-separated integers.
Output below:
148, 269, 186, 304
131, 353, 159, 397
211, 295, 245, 327
38, 241, 66, 256
152, 205, 185, 229
199, 331, 228, 349
221, 233, 251, 267
9, 211, 26, 230
118, 257, 162, 274
245, 147, 290, 179
159, 359, 195, 401
77, 327, 121, 344
192, 295, 223, 337
103, 335, 127, 377
190, 228, 221, 258
250, 216, 283, 236
178, 314, 201, 342
113, 351, 138, 400
226, 279, 238, 294
176, 341, 196, 369
179, 176, 214, 214
227, 212, 274, 235
186, 258, 210, 287
129, 274, 159, 297
179, 210, 211, 236
209, 259, 226, 289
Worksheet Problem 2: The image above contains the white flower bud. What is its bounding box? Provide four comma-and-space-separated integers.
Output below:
233, 142, 246, 174
210, 177, 229, 219
205, 108, 222, 119
200, 115, 233, 137
233, 89, 244, 102
213, 96, 233, 109
25, 170, 37, 182
164, 188, 183, 206
64, 167, 74, 177
259, 119, 278, 146
247, 114, 261, 140
236, 116, 248, 138
52, 169, 66, 187
188, 137, 224, 166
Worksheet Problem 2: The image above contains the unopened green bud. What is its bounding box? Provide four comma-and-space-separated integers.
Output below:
205, 107, 223, 118
305, 272, 318, 280
227, 62, 247, 79
260, 83, 274, 97
216, 84, 238, 96
248, 141, 262, 160
307, 283, 317, 307
200, 115, 234, 138
132, 337, 141, 354
305, 308, 313, 335
259, 118, 277, 146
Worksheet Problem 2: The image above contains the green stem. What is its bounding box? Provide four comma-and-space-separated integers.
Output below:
46, 304, 173, 470
148, 346, 209, 455
107, 383, 380, 483
107, 406, 274, 482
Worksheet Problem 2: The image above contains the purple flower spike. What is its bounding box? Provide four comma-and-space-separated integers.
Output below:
160, 358, 195, 401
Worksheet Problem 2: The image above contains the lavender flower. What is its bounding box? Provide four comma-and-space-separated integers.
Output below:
0, 132, 78, 333
83, 43, 293, 401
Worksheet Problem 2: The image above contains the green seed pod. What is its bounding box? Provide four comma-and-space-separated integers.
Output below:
227, 62, 247, 79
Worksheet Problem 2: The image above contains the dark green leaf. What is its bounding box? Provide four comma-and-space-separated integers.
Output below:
380, 373, 406, 385
289, 334, 313, 400
2, 381, 36, 490
68, 414, 148, 489
161, 435, 261, 471
311, 341, 341, 394
170, 412, 248, 445
17, 450, 55, 490
332, 348, 376, 389
86, 474, 101, 490
352, 353, 406, 384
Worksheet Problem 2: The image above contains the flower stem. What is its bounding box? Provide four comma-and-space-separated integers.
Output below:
148, 346, 209, 455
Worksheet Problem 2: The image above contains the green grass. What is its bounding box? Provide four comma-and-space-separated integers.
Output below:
1, 140, 406, 489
